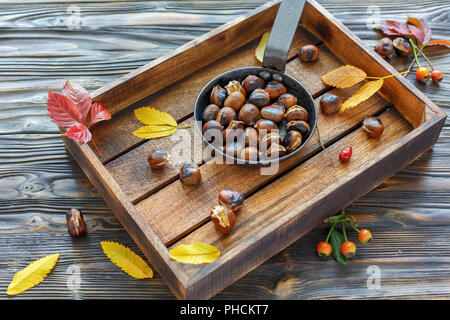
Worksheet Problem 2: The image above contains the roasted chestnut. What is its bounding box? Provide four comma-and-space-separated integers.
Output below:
243, 127, 259, 148
238, 103, 261, 127
225, 80, 246, 96
264, 143, 286, 158
202, 120, 223, 142
202, 104, 220, 122
210, 84, 227, 107
264, 81, 287, 100
285, 105, 308, 122
286, 120, 310, 136
249, 88, 270, 108
241, 75, 265, 94
216, 106, 237, 127
223, 120, 245, 143
261, 104, 285, 123
223, 141, 245, 158
258, 70, 272, 82
272, 73, 283, 83
224, 91, 246, 112
180, 163, 201, 185
283, 131, 302, 153
319, 94, 341, 115
299, 44, 319, 62
393, 37, 412, 57
210, 204, 236, 234
374, 37, 393, 58
147, 149, 170, 169
218, 189, 244, 211
255, 119, 278, 134
240, 146, 259, 162
362, 117, 384, 138
260, 132, 282, 149
276, 93, 298, 109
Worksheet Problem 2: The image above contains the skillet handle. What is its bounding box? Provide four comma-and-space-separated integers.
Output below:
262, 0, 306, 72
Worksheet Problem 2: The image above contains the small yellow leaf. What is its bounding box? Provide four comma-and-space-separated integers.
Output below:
132, 125, 177, 140
169, 242, 220, 265
255, 31, 270, 63
340, 79, 384, 113
7, 254, 59, 296
134, 107, 177, 127
101, 241, 153, 279
321, 65, 367, 88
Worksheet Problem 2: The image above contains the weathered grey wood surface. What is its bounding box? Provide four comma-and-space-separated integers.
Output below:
0, 0, 449, 299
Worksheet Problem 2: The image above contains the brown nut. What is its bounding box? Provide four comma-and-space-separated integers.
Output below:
255, 119, 278, 135
210, 84, 227, 107
298, 44, 319, 62
216, 106, 237, 127
210, 205, 236, 234
240, 146, 259, 162
264, 143, 286, 158
285, 105, 308, 122
260, 132, 282, 149
319, 94, 341, 115
248, 88, 271, 108
243, 127, 259, 148
238, 103, 261, 127
180, 163, 201, 185
272, 73, 283, 83
374, 37, 393, 58
218, 189, 244, 211
362, 117, 384, 138
258, 70, 272, 82
283, 131, 302, 153
241, 75, 265, 94
202, 104, 220, 122
202, 120, 223, 142
264, 81, 287, 100
261, 104, 285, 123
223, 141, 245, 158
286, 120, 310, 136
224, 91, 246, 112
147, 149, 170, 169
393, 37, 412, 57
223, 120, 245, 143
66, 208, 87, 237
276, 93, 298, 109
225, 80, 246, 96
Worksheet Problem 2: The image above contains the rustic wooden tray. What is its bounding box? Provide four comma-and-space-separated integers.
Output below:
61, 0, 446, 299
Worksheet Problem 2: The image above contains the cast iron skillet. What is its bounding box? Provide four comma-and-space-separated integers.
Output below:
194, 0, 316, 165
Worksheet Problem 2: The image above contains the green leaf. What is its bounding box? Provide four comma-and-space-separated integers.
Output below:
329, 229, 348, 265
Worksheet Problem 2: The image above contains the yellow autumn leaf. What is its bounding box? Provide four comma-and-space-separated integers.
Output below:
101, 241, 153, 279
255, 31, 270, 63
6, 253, 59, 296
169, 242, 220, 265
132, 125, 177, 139
321, 65, 367, 88
134, 106, 177, 127
340, 79, 384, 113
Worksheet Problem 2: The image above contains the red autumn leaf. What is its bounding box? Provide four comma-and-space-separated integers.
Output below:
408, 24, 425, 44
424, 39, 450, 48
407, 17, 431, 44
62, 81, 92, 120
89, 102, 111, 127
385, 20, 412, 36
46, 89, 81, 127
63, 124, 92, 144
420, 19, 432, 44
379, 24, 402, 36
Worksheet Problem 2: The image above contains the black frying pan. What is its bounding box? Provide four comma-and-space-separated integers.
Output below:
194, 0, 316, 166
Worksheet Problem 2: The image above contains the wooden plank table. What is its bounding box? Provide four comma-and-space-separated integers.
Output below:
0, 0, 448, 299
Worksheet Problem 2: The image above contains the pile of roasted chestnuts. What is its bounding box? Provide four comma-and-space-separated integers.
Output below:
210, 189, 244, 234
201, 71, 311, 162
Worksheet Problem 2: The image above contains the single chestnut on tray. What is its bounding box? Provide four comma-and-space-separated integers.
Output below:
147, 149, 170, 169
180, 163, 201, 185
210, 205, 236, 234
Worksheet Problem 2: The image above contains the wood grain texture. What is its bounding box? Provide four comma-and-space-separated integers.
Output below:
0, 0, 449, 299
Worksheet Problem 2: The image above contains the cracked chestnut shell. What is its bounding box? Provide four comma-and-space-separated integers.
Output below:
283, 131, 302, 153
286, 120, 310, 136
223, 120, 245, 143
238, 103, 261, 127
264, 81, 287, 100
210, 205, 236, 234
216, 106, 237, 128
210, 84, 227, 107
249, 88, 270, 108
362, 117, 384, 138
218, 189, 244, 211
223, 141, 244, 158
66, 208, 87, 237
260, 132, 282, 149
393, 37, 412, 57
180, 163, 201, 185
261, 104, 285, 123
240, 146, 259, 162
147, 149, 170, 169
276, 93, 298, 109
285, 105, 308, 122
243, 127, 258, 148
264, 143, 286, 158
224, 91, 246, 112
241, 75, 265, 94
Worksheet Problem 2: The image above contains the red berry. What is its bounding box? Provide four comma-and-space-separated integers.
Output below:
339, 147, 352, 162
416, 66, 431, 83
341, 241, 356, 258
316, 241, 332, 257
431, 70, 443, 83
358, 229, 373, 244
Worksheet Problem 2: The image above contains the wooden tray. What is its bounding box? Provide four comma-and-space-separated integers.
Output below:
61, 0, 446, 299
